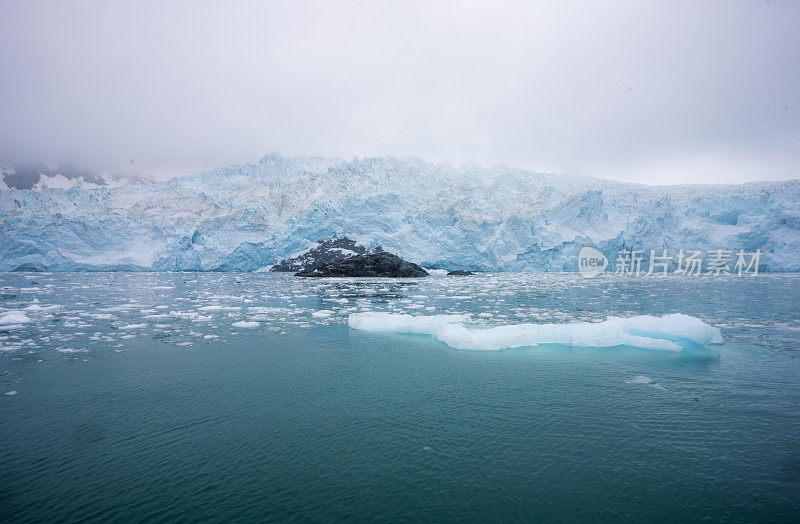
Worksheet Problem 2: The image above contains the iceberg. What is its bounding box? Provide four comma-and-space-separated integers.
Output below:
347, 312, 723, 351
0, 311, 31, 327
232, 321, 259, 328
1, 154, 799, 272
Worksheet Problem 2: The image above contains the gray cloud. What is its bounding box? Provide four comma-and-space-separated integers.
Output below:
1, 0, 798, 183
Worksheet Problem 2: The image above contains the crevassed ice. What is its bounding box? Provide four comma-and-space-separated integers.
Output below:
347, 312, 723, 351
2, 155, 799, 272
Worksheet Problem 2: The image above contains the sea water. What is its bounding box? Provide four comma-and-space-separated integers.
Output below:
1, 272, 799, 521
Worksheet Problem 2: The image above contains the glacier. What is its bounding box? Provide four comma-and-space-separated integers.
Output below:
1, 153, 799, 272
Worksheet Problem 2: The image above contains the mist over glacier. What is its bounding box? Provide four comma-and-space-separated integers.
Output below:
1, 154, 798, 272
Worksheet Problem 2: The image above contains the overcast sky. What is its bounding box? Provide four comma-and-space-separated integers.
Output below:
0, 0, 798, 184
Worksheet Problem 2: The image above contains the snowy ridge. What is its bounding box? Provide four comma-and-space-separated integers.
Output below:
1, 163, 148, 191
0, 154, 799, 272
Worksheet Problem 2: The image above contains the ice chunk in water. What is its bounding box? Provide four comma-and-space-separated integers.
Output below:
0, 311, 31, 326
347, 313, 722, 351
627, 375, 666, 389
232, 321, 259, 328
119, 323, 146, 330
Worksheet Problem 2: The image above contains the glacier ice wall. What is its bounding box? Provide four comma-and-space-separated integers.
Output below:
1, 154, 798, 272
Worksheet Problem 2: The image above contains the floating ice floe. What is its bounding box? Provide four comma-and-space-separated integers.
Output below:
0, 311, 31, 327
232, 321, 259, 328
198, 305, 241, 311
347, 312, 723, 351
119, 323, 146, 330
87, 313, 116, 320
626, 375, 666, 389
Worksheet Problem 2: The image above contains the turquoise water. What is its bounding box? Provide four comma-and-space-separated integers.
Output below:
1, 272, 799, 521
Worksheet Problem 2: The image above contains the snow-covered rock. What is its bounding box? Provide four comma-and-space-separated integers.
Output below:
0, 154, 798, 272
295, 251, 429, 278
270, 237, 378, 272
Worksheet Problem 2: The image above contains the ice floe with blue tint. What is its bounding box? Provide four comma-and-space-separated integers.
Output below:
0, 311, 31, 328
347, 313, 723, 351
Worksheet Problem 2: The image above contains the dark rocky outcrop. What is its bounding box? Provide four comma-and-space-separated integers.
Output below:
447, 270, 475, 276
13, 263, 44, 272
271, 237, 378, 272
295, 252, 429, 278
